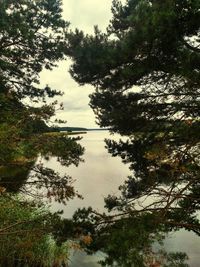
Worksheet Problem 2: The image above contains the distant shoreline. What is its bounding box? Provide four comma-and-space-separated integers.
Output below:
58, 127, 109, 132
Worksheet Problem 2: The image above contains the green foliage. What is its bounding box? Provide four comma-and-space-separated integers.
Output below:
0, 0, 84, 265
67, 0, 200, 265
0, 0, 68, 99
0, 0, 84, 202
163, 252, 189, 267
71, 208, 189, 267
0, 194, 69, 267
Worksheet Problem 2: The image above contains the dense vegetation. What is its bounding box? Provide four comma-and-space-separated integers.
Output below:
0, 195, 69, 267
0, 0, 83, 265
67, 0, 200, 266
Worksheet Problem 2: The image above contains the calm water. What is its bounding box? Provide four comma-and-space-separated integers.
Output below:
47, 131, 130, 218
44, 131, 200, 267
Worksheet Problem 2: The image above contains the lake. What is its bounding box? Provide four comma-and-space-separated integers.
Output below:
44, 131, 200, 267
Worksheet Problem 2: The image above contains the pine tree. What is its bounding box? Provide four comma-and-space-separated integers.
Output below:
67, 0, 200, 265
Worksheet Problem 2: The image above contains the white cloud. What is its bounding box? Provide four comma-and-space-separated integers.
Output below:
62, 0, 113, 33
39, 1, 114, 128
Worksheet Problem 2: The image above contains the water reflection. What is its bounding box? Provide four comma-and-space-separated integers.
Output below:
48, 131, 130, 217
45, 131, 130, 267
46, 131, 200, 267
0, 162, 34, 192
165, 230, 200, 267
69, 251, 103, 267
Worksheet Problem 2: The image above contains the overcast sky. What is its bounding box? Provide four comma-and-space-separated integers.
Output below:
39, 1, 114, 128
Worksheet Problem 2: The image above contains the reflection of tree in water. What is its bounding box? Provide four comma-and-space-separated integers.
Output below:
0, 95, 84, 202
0, 133, 84, 203
0, 162, 34, 193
